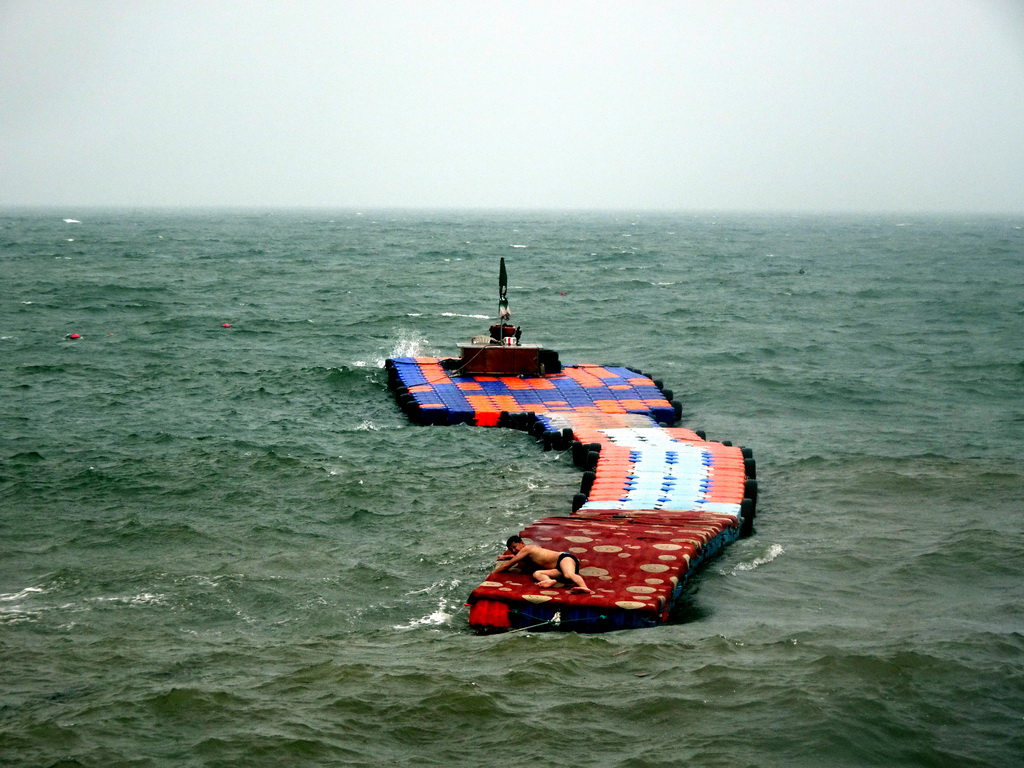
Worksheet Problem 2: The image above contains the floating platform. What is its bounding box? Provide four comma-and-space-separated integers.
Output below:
387, 357, 680, 428
385, 355, 758, 633
467, 513, 741, 632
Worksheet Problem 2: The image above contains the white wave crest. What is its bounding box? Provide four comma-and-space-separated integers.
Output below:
394, 597, 453, 630
89, 592, 167, 606
730, 543, 784, 574
389, 331, 428, 359
1, 586, 48, 602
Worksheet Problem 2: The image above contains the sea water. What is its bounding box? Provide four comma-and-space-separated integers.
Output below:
1, 210, 1022, 767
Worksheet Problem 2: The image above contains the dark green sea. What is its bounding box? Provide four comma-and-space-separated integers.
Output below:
2, 210, 1022, 767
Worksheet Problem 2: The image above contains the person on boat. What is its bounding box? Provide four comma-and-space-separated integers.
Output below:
494, 535, 594, 594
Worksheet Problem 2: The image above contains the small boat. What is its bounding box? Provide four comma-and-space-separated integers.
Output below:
385, 259, 757, 633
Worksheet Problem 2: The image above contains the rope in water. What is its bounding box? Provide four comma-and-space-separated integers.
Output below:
504, 611, 563, 634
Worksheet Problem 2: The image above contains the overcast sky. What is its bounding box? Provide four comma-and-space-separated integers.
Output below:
2, 0, 1022, 212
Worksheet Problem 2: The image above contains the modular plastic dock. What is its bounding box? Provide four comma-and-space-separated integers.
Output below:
385, 354, 758, 633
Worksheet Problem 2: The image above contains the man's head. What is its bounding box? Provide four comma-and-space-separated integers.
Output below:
506, 535, 524, 553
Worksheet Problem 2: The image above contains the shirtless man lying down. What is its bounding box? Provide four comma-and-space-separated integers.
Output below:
493, 535, 594, 594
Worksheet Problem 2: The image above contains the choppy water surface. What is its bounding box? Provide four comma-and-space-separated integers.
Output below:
2, 210, 1022, 766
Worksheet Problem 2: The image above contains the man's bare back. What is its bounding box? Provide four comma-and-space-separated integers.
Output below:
493, 536, 594, 594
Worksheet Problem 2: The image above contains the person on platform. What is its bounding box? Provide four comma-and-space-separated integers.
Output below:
493, 535, 594, 594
